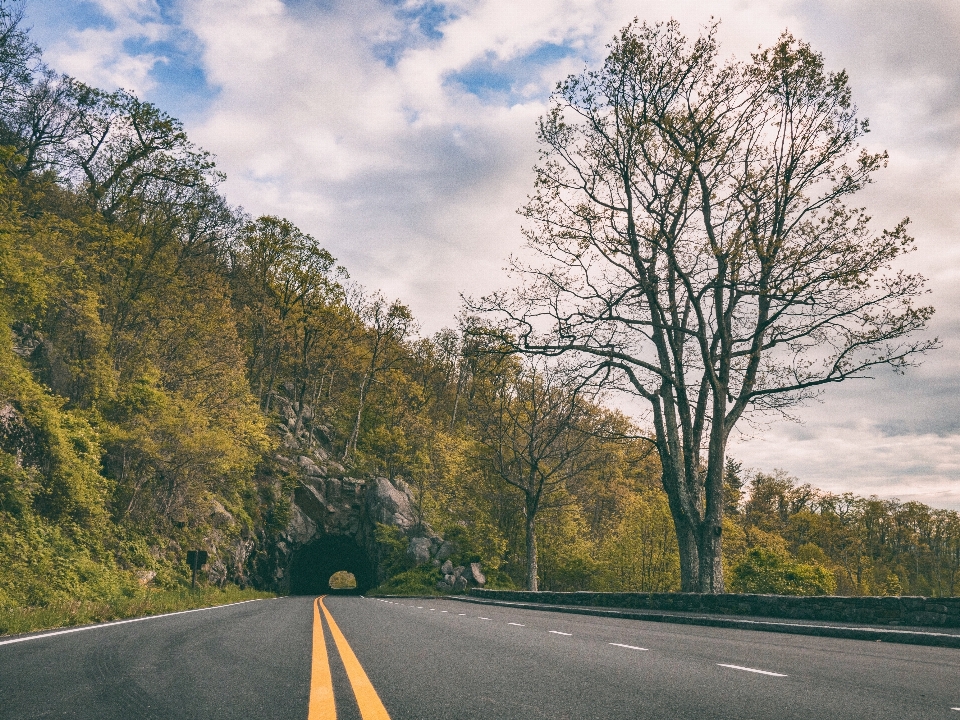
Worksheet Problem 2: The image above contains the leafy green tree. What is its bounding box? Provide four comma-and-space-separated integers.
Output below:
598, 489, 680, 592
470, 360, 611, 590
342, 294, 415, 461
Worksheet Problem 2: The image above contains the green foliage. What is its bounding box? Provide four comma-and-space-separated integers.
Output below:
730, 547, 837, 596
597, 489, 680, 592
374, 523, 413, 578
478, 568, 518, 590
328, 571, 357, 589
369, 565, 443, 596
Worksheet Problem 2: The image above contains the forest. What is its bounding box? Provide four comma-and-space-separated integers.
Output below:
0, 2, 957, 625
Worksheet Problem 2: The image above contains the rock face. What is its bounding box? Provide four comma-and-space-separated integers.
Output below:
249, 392, 482, 593
435, 561, 483, 592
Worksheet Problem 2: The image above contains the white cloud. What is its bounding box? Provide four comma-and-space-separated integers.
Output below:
734, 420, 960, 510
32, 0, 170, 95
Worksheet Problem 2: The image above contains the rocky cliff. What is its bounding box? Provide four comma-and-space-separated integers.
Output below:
246, 392, 480, 593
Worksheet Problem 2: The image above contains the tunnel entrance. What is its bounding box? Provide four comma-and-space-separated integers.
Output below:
289, 535, 376, 594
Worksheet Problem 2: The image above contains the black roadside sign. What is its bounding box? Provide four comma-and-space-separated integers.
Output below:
186, 550, 208, 588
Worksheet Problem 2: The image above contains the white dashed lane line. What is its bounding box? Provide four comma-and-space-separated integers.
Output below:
376, 603, 811, 681
717, 664, 787, 677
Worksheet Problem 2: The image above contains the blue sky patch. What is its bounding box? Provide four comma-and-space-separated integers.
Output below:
127, 34, 216, 122
447, 42, 580, 102
25, 0, 116, 36
25, 0, 216, 123
373, 1, 456, 67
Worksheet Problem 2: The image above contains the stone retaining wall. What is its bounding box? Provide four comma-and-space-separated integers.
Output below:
469, 589, 960, 628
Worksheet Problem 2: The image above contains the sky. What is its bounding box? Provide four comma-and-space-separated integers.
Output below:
22, 0, 960, 509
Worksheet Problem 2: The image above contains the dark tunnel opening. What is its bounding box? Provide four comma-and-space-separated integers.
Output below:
288, 535, 376, 595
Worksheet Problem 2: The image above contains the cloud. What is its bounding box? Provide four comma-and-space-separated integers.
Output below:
723, 0, 960, 509
25, 0, 213, 119
733, 419, 960, 510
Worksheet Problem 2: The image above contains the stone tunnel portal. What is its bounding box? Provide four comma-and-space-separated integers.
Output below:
288, 535, 376, 595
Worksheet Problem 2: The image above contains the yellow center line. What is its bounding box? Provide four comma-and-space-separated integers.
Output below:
319, 596, 392, 720
308, 597, 336, 720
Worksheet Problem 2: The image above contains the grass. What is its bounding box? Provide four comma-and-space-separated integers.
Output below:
0, 585, 277, 637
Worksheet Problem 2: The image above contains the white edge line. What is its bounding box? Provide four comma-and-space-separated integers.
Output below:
717, 663, 787, 677
0, 599, 264, 647
549, 630, 572, 636
610, 643, 648, 651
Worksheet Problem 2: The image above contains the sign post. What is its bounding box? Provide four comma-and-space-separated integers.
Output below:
186, 550, 208, 589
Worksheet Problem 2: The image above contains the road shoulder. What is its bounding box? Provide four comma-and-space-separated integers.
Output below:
438, 595, 960, 648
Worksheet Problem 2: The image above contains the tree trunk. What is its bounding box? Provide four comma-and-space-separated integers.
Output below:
659, 446, 727, 593
525, 499, 539, 591
676, 517, 700, 592
343, 372, 369, 461
659, 449, 702, 592
697, 522, 724, 592
697, 429, 728, 592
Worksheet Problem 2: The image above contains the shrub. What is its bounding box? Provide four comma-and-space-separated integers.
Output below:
730, 547, 837, 596
368, 565, 442, 596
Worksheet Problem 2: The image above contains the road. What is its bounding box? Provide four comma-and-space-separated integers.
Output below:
1, 595, 958, 719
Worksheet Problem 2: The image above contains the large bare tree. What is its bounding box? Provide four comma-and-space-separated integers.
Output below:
473, 21, 936, 592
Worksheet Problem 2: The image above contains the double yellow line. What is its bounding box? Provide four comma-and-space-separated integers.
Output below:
309, 596, 392, 720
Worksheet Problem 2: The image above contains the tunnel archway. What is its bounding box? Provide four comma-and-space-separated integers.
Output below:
289, 534, 376, 594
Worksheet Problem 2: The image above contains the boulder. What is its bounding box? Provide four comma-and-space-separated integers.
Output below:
286, 502, 318, 545
407, 537, 433, 565
435, 540, 455, 562
298, 455, 324, 477
454, 575, 468, 591
366, 477, 417, 530
441, 559, 454, 575
453, 565, 465, 578
466, 562, 486, 585
209, 500, 235, 527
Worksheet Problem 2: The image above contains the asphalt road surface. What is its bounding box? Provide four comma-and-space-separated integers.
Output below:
1, 595, 958, 719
